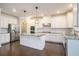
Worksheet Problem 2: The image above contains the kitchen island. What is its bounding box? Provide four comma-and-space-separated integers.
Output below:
20, 34, 45, 50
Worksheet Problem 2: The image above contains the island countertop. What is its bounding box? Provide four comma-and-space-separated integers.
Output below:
20, 33, 46, 37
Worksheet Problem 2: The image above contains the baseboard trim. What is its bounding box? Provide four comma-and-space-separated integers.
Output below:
10, 40, 19, 43
2, 42, 10, 46
45, 41, 63, 45
2, 40, 19, 46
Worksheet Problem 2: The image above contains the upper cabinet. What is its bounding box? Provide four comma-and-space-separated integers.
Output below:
73, 4, 77, 27
66, 11, 73, 28
74, 4, 79, 31
0, 13, 18, 28
0, 8, 1, 16
76, 4, 79, 26
51, 15, 67, 28
0, 8, 1, 28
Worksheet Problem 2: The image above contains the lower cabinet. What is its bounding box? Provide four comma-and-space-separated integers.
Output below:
43, 33, 65, 43
0, 33, 10, 44
66, 39, 79, 56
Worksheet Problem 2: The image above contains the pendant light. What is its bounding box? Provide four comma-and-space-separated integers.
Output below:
35, 6, 39, 24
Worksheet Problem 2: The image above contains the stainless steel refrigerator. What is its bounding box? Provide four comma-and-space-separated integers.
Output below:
8, 24, 19, 42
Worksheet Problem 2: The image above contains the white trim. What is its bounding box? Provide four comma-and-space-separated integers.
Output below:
0, 45, 1, 47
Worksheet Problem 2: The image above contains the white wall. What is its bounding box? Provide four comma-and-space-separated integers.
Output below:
0, 13, 18, 28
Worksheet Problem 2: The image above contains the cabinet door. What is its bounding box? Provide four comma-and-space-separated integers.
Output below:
77, 4, 79, 26
0, 34, 2, 44
67, 40, 79, 56
74, 4, 79, 31
1, 35, 4, 43
51, 15, 67, 28
74, 8, 77, 26
1, 15, 8, 28
1, 34, 10, 44
67, 12, 73, 28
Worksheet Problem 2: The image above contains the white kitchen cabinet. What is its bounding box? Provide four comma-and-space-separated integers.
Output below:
0, 8, 1, 27
73, 7, 77, 26
66, 39, 79, 56
66, 12, 73, 28
43, 33, 65, 44
74, 4, 78, 31
0, 13, 18, 28
51, 15, 67, 28
0, 33, 10, 44
77, 4, 79, 26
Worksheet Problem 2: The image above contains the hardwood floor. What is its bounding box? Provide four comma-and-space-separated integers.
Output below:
0, 41, 65, 56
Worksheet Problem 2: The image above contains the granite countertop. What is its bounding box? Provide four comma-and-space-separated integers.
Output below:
65, 33, 79, 40
21, 34, 45, 37
0, 33, 9, 34
75, 32, 79, 36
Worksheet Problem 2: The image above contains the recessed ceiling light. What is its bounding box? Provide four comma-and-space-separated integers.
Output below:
56, 11, 60, 14
73, 7, 77, 11
69, 4, 73, 8
12, 8, 16, 12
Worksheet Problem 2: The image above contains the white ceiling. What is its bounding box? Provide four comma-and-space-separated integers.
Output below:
0, 3, 74, 17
